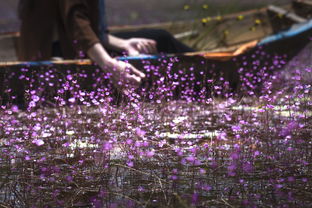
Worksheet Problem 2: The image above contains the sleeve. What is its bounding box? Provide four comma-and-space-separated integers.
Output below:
58, 0, 100, 53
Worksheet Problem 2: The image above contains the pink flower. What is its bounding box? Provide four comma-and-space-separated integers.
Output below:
135, 128, 146, 137
186, 155, 195, 162
231, 125, 241, 132
68, 97, 76, 103
202, 184, 212, 191
103, 142, 112, 151
146, 150, 155, 158
66, 176, 73, 182
32, 139, 44, 146
127, 161, 134, 167
66, 75, 73, 80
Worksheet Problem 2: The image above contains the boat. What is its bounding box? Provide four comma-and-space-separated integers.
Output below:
0, 0, 311, 61
0, 0, 312, 105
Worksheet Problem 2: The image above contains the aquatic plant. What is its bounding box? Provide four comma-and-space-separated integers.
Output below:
0, 45, 312, 208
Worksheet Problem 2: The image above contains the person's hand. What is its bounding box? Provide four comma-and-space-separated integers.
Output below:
87, 43, 146, 95
106, 59, 146, 94
123, 38, 157, 56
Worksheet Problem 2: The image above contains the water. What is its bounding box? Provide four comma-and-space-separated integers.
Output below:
0, 96, 311, 207
1, 3, 312, 206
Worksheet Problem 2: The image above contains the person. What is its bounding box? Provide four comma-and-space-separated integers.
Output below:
18, 0, 193, 93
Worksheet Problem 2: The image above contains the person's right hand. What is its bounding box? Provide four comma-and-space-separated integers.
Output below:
87, 43, 145, 95
106, 60, 146, 94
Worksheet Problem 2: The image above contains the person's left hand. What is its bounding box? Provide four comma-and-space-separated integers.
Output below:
123, 38, 157, 56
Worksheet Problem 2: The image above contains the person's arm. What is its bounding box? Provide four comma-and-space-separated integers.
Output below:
87, 43, 145, 92
103, 34, 158, 56
59, 0, 145, 91
59, 0, 100, 55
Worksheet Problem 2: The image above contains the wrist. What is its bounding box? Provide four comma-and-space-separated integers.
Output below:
102, 58, 117, 71
117, 39, 129, 52
106, 34, 129, 52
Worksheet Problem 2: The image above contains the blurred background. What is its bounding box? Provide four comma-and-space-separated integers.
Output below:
1, 0, 291, 34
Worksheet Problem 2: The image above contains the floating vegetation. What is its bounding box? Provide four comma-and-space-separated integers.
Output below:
0, 46, 312, 208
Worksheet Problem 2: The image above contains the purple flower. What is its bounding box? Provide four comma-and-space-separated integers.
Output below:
202, 184, 212, 191
103, 142, 113, 151
32, 139, 44, 146
231, 125, 241, 132
126, 161, 134, 167
68, 97, 76, 103
66, 176, 73, 182
31, 95, 40, 102
230, 152, 240, 160
66, 75, 73, 80
280, 121, 298, 136
186, 155, 196, 162
135, 128, 146, 137
11, 105, 19, 112
138, 186, 145, 192
217, 132, 227, 141
126, 139, 133, 144
199, 168, 206, 174
146, 150, 155, 158
243, 162, 253, 173
254, 151, 260, 157
191, 193, 199, 204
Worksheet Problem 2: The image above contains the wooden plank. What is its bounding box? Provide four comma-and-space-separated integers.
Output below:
0, 35, 17, 62
292, 0, 312, 18
174, 30, 199, 39
268, 5, 307, 23
267, 4, 301, 32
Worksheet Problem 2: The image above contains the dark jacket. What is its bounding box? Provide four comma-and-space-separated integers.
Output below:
18, 0, 102, 61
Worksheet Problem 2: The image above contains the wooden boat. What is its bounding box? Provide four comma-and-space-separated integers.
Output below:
0, 0, 312, 105
0, 0, 312, 62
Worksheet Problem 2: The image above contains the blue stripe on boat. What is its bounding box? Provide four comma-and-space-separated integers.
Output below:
259, 20, 312, 46
117, 54, 163, 61
14, 55, 164, 66
15, 61, 54, 66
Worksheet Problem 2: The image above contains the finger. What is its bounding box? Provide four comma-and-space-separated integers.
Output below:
139, 40, 152, 54
133, 42, 142, 52
137, 43, 146, 54
127, 48, 140, 56
144, 42, 154, 54
145, 40, 157, 53
114, 75, 139, 92
150, 40, 158, 53
125, 73, 141, 86
128, 65, 146, 79
142, 39, 157, 53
